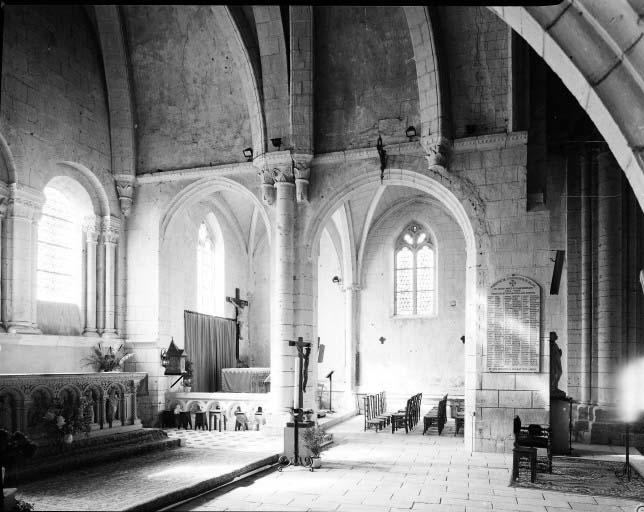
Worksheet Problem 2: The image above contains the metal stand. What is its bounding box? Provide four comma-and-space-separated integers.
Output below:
278, 337, 315, 472
621, 422, 632, 481
326, 370, 335, 413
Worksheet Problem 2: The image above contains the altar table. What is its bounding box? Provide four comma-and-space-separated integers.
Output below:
221, 367, 270, 393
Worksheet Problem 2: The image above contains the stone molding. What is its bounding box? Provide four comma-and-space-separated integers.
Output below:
452, 131, 528, 154
341, 283, 362, 292
0, 372, 147, 396
136, 162, 255, 184
8, 183, 45, 221
114, 174, 136, 218
312, 142, 423, 166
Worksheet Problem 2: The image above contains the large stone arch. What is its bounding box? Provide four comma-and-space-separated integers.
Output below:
212, 6, 267, 156
253, 6, 289, 144
305, 158, 490, 450
160, 176, 270, 247
94, 6, 136, 177
403, 6, 451, 162
55, 162, 116, 218
0, 133, 17, 185
490, 4, 644, 211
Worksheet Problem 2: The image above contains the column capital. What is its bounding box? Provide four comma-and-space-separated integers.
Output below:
100, 216, 121, 245
422, 135, 452, 169
114, 174, 136, 218
83, 215, 99, 243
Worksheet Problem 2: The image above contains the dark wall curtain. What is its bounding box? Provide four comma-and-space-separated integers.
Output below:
184, 310, 236, 392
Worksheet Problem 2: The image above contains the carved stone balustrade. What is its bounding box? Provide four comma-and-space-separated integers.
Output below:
0, 372, 147, 439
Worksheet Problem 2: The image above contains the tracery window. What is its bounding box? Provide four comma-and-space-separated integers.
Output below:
394, 223, 435, 316
37, 187, 82, 305
197, 222, 216, 315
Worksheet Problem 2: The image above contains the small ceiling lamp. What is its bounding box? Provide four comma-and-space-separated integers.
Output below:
332, 275, 341, 285
243, 147, 253, 161
405, 125, 417, 142
160, 337, 186, 376
270, 138, 282, 150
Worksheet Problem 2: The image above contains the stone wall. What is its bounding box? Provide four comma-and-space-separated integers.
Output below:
450, 132, 564, 451
358, 199, 466, 398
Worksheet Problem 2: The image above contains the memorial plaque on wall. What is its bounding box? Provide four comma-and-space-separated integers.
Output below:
487, 275, 541, 372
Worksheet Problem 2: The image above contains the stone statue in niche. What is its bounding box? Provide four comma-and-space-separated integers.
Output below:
550, 331, 566, 399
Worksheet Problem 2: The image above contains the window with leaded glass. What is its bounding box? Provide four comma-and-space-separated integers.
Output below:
37, 187, 83, 305
394, 223, 435, 316
197, 222, 216, 315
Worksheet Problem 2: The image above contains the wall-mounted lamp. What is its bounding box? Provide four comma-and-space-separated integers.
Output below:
332, 275, 341, 285
460, 335, 465, 345
160, 337, 186, 376
270, 137, 282, 150
379, 336, 386, 345
405, 125, 417, 141
243, 147, 253, 161
376, 135, 387, 184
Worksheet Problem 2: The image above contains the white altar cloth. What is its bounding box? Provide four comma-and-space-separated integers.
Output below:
221, 367, 270, 393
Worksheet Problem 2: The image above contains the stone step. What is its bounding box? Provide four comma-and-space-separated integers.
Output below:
6, 429, 181, 485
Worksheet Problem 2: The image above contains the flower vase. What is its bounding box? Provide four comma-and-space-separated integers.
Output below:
311, 456, 322, 469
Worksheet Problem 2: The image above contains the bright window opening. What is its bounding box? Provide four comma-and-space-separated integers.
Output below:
394, 223, 435, 316
197, 222, 216, 315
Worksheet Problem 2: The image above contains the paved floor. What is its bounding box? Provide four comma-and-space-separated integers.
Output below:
15, 428, 282, 511
181, 416, 644, 512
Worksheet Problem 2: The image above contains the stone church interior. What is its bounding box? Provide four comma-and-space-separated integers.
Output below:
1, 3, 644, 510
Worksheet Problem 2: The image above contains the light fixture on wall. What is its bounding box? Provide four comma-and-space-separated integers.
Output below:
460, 335, 465, 344
376, 135, 387, 184
332, 275, 341, 285
405, 125, 417, 142
270, 137, 282, 150
243, 147, 253, 161
379, 336, 386, 345
160, 337, 186, 376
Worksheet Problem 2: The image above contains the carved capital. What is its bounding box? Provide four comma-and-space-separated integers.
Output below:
257, 168, 275, 186
114, 174, 136, 218
422, 135, 452, 169
272, 165, 294, 184
100, 216, 121, 245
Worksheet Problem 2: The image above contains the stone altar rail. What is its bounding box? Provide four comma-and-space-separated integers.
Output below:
0, 372, 147, 438
165, 391, 269, 428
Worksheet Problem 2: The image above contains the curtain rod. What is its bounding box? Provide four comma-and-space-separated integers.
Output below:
184, 310, 235, 322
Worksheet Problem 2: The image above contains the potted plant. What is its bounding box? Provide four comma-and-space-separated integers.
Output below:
183, 360, 194, 391
42, 397, 93, 446
302, 426, 326, 469
82, 343, 133, 372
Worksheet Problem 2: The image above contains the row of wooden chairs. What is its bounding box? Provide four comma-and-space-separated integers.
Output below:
363, 391, 395, 432
423, 394, 448, 435
391, 393, 422, 434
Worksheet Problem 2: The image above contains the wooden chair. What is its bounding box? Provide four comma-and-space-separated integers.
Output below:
363, 395, 384, 432
449, 402, 464, 436
374, 392, 391, 425
513, 416, 552, 473
423, 394, 447, 435
391, 397, 411, 433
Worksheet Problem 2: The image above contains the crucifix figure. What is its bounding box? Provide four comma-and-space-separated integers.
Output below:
226, 287, 248, 361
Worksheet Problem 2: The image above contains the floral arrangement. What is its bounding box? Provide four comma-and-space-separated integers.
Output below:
42, 396, 93, 443
82, 343, 133, 372
302, 426, 326, 457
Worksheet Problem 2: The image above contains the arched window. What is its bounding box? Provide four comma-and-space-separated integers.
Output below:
394, 223, 435, 316
197, 222, 216, 315
37, 187, 83, 305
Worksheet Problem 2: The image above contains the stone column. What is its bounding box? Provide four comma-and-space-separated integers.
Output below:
4, 184, 44, 334
0, 196, 7, 332
579, 147, 593, 405
83, 218, 99, 336
343, 284, 361, 392
596, 151, 622, 406
100, 217, 120, 338
115, 174, 135, 338
271, 165, 296, 415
